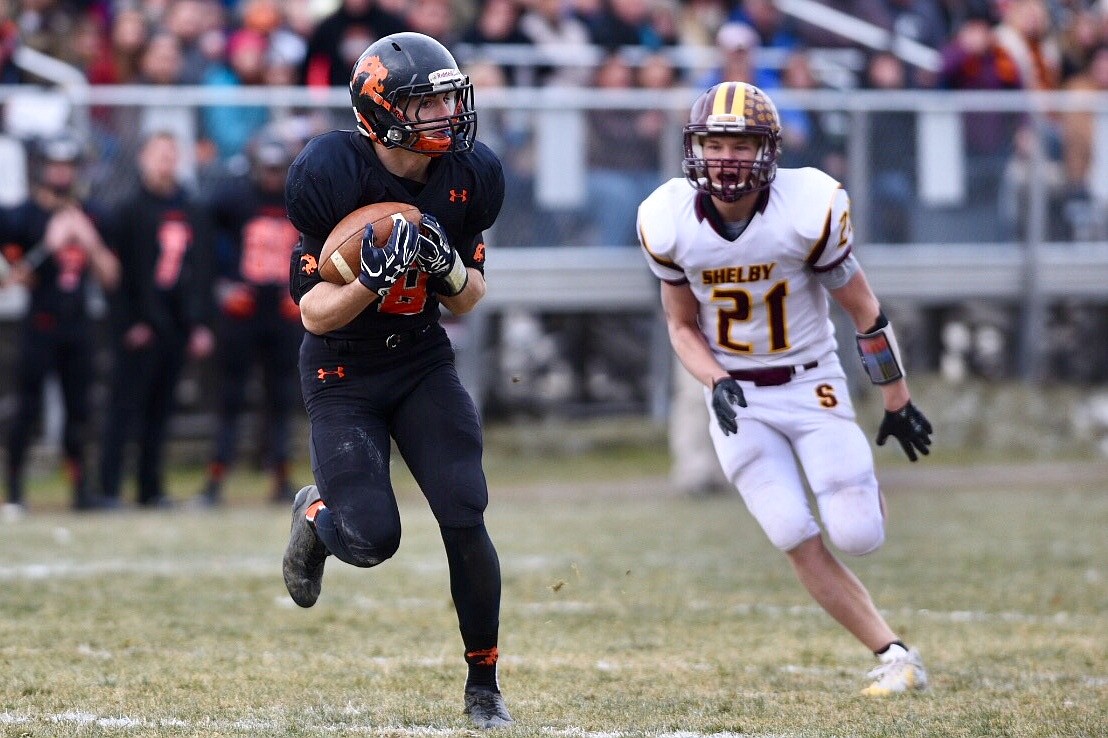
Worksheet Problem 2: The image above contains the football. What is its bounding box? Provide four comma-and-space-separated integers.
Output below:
319, 201, 422, 284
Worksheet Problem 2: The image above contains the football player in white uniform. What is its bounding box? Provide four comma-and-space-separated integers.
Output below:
638, 81, 933, 696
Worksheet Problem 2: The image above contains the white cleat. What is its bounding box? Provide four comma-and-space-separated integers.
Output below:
861, 644, 928, 696
1, 502, 26, 523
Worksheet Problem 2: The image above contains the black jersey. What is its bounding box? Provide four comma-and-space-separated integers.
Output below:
209, 173, 299, 326
104, 184, 214, 339
286, 130, 505, 340
0, 200, 105, 333
210, 175, 299, 286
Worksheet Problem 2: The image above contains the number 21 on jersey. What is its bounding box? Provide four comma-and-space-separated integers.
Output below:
712, 280, 790, 353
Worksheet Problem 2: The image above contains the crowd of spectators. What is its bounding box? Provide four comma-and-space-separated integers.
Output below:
0, 2, 1104, 228
0, 1, 1105, 244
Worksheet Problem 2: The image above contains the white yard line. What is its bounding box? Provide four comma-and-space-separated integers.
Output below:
0, 712, 791, 737
0, 559, 1101, 626
0, 557, 277, 580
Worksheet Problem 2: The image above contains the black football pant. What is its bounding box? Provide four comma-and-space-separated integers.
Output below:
210, 310, 301, 473
299, 331, 500, 653
5, 325, 91, 504
97, 334, 186, 504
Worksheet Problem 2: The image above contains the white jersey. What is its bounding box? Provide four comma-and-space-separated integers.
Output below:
637, 168, 853, 371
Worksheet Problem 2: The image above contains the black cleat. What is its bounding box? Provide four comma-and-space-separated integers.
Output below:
200, 480, 223, 506
269, 481, 296, 505
73, 491, 121, 512
282, 485, 328, 608
464, 687, 514, 729
190, 480, 223, 509
138, 494, 175, 510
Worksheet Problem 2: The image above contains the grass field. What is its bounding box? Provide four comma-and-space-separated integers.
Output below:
1, 437, 1105, 738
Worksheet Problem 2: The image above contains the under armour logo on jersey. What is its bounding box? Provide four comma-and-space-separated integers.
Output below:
317, 366, 345, 382
449, 188, 468, 203
300, 253, 318, 275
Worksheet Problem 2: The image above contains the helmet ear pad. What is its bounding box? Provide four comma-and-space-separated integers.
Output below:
352, 95, 404, 147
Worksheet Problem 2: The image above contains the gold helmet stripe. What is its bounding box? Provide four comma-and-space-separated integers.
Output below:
730, 83, 747, 118
711, 84, 732, 116
710, 82, 748, 122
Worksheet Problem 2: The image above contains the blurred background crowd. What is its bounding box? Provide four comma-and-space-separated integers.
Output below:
2, 0, 1108, 239
2, 0, 1108, 510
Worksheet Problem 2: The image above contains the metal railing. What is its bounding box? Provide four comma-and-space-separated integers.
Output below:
1, 84, 1107, 395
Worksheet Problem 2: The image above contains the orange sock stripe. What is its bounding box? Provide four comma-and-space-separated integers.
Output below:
63, 459, 82, 484
305, 499, 325, 522
465, 647, 499, 666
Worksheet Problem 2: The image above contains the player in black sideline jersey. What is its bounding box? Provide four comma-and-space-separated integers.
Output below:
282, 33, 512, 729
0, 136, 120, 516
196, 135, 304, 507
97, 131, 215, 508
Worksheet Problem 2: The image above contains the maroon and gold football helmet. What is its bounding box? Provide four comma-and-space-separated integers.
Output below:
350, 32, 476, 156
682, 81, 782, 201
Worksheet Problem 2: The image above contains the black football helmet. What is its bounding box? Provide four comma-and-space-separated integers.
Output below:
29, 134, 84, 197
350, 32, 476, 156
246, 133, 294, 192
682, 81, 782, 202
36, 134, 83, 165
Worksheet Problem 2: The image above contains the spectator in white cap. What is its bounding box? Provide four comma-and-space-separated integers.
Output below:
697, 21, 779, 90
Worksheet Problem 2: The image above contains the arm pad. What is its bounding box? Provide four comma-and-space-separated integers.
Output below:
435, 251, 469, 296
855, 311, 905, 384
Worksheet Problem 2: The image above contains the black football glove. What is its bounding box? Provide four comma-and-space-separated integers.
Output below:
416, 213, 468, 296
358, 214, 418, 295
876, 401, 933, 462
711, 378, 747, 436
414, 213, 453, 276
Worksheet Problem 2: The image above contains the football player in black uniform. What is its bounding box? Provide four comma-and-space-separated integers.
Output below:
282, 33, 512, 729
196, 135, 304, 507
1, 136, 120, 515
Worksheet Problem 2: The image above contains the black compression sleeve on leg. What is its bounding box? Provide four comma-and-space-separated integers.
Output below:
441, 524, 502, 689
